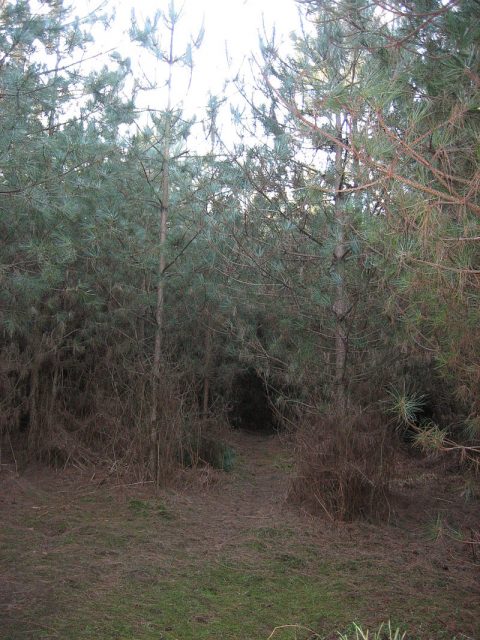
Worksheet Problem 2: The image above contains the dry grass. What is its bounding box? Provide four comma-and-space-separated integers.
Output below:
1, 430, 480, 639
289, 411, 394, 521
0, 347, 211, 486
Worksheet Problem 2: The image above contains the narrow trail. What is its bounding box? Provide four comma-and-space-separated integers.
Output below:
168, 431, 296, 558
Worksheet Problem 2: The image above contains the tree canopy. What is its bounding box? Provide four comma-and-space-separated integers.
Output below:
0, 0, 478, 490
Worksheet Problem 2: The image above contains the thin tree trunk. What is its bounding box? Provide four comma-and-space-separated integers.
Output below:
27, 352, 41, 454
202, 319, 212, 417
150, 25, 175, 484
332, 112, 348, 411
201, 107, 218, 420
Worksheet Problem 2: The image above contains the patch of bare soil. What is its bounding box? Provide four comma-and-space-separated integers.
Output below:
1, 430, 479, 638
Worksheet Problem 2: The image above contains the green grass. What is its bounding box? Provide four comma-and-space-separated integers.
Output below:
3, 517, 472, 640
2, 469, 478, 639
272, 454, 294, 472
30, 559, 354, 640
12, 554, 467, 640
127, 497, 174, 520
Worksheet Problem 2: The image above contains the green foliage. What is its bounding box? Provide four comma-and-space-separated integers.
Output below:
463, 416, 480, 442
183, 437, 236, 472
386, 388, 426, 428
413, 423, 448, 453
0, 0, 478, 484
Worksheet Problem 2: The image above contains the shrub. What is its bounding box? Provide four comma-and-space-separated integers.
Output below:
289, 411, 393, 521
181, 434, 236, 472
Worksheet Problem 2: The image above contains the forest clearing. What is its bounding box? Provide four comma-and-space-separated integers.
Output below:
1, 0, 479, 637
2, 431, 479, 639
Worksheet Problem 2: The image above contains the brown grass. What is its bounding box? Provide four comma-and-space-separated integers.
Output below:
289, 410, 394, 521
1, 429, 479, 639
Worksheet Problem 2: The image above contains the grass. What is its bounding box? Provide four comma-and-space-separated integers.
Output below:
5, 551, 468, 640
3, 507, 472, 640
2, 445, 479, 640
272, 454, 294, 472
40, 560, 353, 640
127, 497, 173, 519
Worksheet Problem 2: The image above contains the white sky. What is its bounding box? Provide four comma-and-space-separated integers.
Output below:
111, 0, 299, 93
81, 0, 300, 139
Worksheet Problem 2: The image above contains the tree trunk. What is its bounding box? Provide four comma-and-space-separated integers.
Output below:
332, 112, 348, 411
27, 352, 41, 454
150, 25, 175, 485
202, 318, 213, 417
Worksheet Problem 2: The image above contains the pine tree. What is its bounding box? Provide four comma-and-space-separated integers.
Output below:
130, 2, 205, 482
0, 0, 135, 460
353, 0, 480, 423
237, 0, 383, 410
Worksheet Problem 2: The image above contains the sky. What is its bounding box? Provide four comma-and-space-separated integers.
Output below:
82, 0, 301, 141
110, 0, 299, 96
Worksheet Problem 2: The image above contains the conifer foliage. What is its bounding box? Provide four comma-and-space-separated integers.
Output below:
0, 0, 478, 497
0, 0, 138, 466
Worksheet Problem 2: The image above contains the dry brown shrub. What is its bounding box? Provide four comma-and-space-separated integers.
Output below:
289, 410, 394, 521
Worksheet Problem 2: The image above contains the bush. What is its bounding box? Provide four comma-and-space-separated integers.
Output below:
289, 411, 393, 521
181, 434, 236, 471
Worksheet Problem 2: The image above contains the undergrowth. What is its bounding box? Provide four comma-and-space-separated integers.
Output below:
289, 411, 393, 521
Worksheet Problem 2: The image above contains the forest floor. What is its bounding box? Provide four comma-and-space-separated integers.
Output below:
1, 430, 479, 640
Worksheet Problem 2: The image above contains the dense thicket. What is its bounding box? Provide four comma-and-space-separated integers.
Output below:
0, 0, 478, 497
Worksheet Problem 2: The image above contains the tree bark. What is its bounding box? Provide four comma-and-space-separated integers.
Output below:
332, 112, 348, 412
150, 24, 175, 485
202, 318, 213, 417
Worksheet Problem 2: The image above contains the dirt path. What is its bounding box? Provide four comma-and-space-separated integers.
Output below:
169, 432, 294, 554
1, 430, 480, 639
